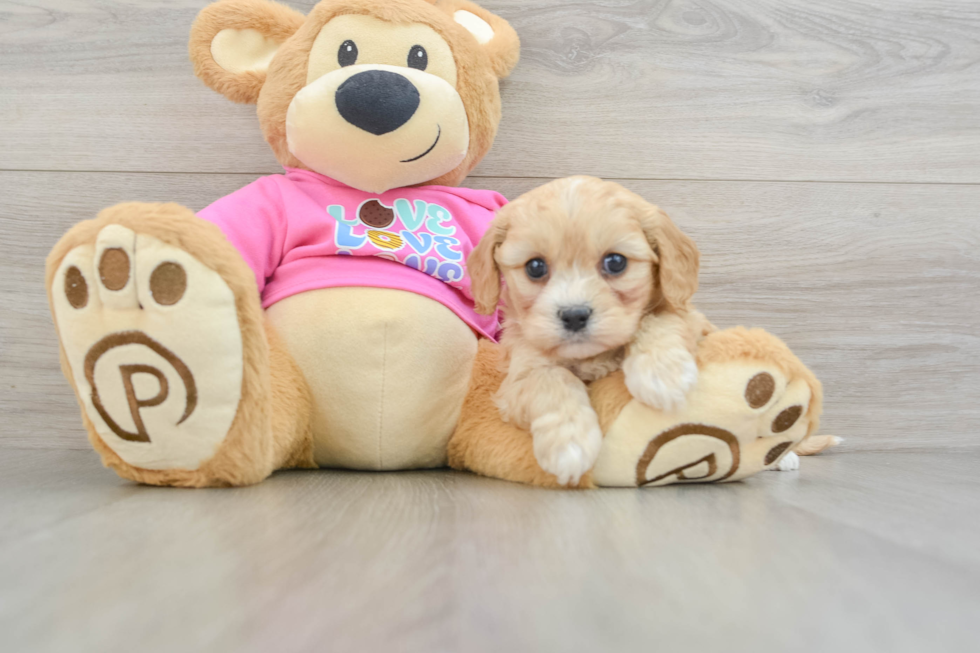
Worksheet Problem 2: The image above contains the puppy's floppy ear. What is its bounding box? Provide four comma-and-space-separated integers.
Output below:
437, 0, 521, 78
637, 202, 700, 311
468, 213, 509, 315
190, 0, 305, 104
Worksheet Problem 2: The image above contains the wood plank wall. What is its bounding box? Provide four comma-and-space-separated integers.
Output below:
1, 0, 978, 451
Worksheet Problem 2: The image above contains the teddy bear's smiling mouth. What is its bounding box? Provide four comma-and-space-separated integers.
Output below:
400, 125, 441, 163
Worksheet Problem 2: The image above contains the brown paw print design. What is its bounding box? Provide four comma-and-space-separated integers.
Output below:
635, 372, 807, 486
51, 223, 244, 470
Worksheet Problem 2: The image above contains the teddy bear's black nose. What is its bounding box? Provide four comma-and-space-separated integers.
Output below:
335, 70, 420, 136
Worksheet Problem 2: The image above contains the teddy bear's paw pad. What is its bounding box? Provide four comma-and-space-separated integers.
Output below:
592, 362, 814, 487
52, 225, 243, 471
753, 372, 812, 469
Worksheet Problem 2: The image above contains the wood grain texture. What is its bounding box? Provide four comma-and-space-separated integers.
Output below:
2, 171, 977, 451
1, 449, 978, 653
1, 2, 977, 650
1, 0, 979, 182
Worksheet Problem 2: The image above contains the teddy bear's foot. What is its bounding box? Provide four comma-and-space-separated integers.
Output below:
589, 327, 823, 487
47, 203, 311, 487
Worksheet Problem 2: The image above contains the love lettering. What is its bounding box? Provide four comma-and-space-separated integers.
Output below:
328, 199, 466, 285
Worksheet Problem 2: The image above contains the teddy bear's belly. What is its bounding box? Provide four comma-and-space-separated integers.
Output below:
266, 287, 479, 470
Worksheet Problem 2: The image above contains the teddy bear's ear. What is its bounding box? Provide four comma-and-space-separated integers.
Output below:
189, 0, 306, 104
439, 0, 520, 79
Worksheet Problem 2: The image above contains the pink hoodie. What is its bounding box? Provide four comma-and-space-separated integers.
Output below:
198, 167, 506, 339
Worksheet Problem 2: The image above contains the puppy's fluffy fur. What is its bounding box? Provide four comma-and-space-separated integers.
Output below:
469, 176, 711, 485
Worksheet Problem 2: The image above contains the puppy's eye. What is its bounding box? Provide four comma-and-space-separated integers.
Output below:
338, 40, 358, 67
602, 253, 628, 276
525, 258, 548, 280
408, 45, 428, 71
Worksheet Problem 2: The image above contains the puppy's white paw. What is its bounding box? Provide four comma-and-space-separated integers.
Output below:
531, 407, 603, 486
771, 451, 800, 472
623, 347, 699, 412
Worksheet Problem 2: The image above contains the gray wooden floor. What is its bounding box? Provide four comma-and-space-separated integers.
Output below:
1, 0, 979, 651
1, 449, 978, 653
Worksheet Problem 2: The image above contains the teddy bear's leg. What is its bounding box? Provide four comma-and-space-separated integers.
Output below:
589, 327, 823, 487
46, 203, 315, 487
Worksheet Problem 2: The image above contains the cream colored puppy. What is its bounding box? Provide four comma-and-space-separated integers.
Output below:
469, 176, 708, 485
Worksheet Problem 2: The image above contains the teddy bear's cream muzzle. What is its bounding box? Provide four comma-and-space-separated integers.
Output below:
286, 64, 470, 194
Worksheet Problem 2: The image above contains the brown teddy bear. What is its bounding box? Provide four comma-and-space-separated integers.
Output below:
45, 0, 833, 489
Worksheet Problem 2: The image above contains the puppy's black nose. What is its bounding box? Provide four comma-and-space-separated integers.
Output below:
335, 70, 420, 136
559, 306, 593, 333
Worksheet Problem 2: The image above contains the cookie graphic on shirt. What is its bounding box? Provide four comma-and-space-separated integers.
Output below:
359, 200, 395, 229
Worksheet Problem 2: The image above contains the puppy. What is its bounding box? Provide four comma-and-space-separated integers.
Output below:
468, 176, 710, 485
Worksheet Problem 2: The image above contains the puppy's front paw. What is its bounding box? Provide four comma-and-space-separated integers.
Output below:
531, 408, 603, 486
623, 347, 699, 412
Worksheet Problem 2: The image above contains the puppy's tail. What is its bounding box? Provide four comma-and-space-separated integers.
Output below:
795, 435, 843, 456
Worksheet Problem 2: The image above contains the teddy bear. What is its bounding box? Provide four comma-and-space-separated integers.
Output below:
45, 0, 832, 489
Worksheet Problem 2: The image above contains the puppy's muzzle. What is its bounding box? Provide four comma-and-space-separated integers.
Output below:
559, 306, 593, 333
335, 70, 420, 136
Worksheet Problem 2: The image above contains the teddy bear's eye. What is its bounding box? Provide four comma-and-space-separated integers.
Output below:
338, 40, 358, 67
408, 45, 428, 71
